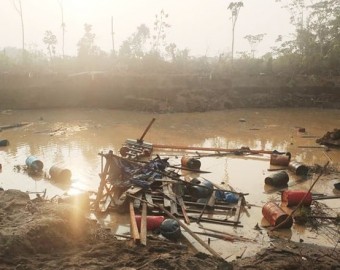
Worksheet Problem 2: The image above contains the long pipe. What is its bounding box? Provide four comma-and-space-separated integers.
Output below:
153, 144, 276, 155
138, 118, 156, 142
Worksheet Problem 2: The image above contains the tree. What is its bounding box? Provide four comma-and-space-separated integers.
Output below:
244, 34, 266, 58
152, 9, 171, 54
77, 24, 103, 70
227, 2, 243, 67
12, 0, 25, 59
57, 0, 66, 58
77, 24, 100, 58
43, 31, 57, 61
119, 24, 150, 59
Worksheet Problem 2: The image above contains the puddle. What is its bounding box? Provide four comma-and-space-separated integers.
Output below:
0, 108, 339, 259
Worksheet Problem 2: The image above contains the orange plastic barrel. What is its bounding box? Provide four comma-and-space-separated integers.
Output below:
181, 156, 201, 170
135, 215, 165, 231
281, 190, 312, 207
270, 152, 291, 166
49, 164, 72, 182
262, 202, 293, 228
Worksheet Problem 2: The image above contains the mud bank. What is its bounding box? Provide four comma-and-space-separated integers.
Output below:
1, 189, 339, 270
0, 73, 339, 112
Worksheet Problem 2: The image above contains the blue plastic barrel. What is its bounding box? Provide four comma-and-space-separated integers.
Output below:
25, 156, 44, 172
0, 140, 9, 147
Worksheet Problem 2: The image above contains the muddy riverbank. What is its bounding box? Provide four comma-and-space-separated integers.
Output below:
0, 73, 339, 112
0, 189, 339, 270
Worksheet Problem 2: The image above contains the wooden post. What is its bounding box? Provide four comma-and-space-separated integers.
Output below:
129, 202, 140, 243
140, 202, 147, 246
127, 194, 224, 259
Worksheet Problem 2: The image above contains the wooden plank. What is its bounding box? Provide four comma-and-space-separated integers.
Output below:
140, 202, 147, 246
126, 186, 143, 195
177, 196, 190, 224
129, 202, 140, 243
208, 191, 216, 207
162, 184, 171, 208
145, 193, 154, 210
165, 183, 179, 215
233, 195, 244, 226
99, 193, 112, 213
133, 193, 142, 209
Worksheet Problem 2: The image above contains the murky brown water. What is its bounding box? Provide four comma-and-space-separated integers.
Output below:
0, 108, 339, 259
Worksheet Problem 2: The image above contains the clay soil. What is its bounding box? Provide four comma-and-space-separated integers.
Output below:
0, 189, 339, 270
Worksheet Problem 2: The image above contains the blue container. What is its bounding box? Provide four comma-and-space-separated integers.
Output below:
0, 140, 9, 147
160, 219, 181, 241
188, 178, 214, 199
25, 156, 44, 172
216, 191, 239, 203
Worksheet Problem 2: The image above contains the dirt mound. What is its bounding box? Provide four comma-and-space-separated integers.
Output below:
0, 189, 90, 258
1, 189, 338, 270
316, 129, 340, 147
233, 240, 340, 270
0, 189, 230, 270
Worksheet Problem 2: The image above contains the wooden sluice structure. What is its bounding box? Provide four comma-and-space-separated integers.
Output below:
93, 150, 246, 228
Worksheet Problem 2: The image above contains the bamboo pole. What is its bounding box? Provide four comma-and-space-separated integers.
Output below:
129, 202, 140, 243
153, 144, 276, 155
138, 118, 156, 142
140, 202, 147, 246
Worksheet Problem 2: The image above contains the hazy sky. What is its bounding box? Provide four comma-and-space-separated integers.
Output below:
0, 0, 295, 57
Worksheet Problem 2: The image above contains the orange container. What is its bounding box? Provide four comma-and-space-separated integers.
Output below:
270, 152, 291, 166
181, 156, 201, 170
281, 190, 312, 207
135, 215, 165, 231
262, 202, 293, 229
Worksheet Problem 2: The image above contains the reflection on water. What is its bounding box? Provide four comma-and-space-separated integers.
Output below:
0, 108, 339, 256
1, 108, 339, 198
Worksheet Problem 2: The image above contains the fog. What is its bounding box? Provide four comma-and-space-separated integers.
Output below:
0, 0, 294, 57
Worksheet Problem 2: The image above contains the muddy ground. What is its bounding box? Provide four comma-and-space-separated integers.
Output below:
0, 189, 339, 270
1, 74, 339, 112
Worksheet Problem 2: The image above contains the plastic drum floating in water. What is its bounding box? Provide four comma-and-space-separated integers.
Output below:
49, 164, 72, 182
25, 156, 44, 172
270, 152, 291, 166
281, 190, 312, 207
262, 201, 293, 229
265, 171, 289, 187
0, 140, 9, 147
181, 156, 201, 170
288, 161, 309, 176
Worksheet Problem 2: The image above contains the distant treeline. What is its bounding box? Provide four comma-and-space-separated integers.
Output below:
0, 1, 339, 77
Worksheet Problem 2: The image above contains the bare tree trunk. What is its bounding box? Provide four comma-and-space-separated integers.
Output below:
231, 24, 235, 68
111, 16, 115, 55
19, 0, 24, 54
58, 0, 65, 58
13, 0, 25, 60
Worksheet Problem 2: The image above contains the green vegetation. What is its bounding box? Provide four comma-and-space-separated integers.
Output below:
1, 0, 339, 76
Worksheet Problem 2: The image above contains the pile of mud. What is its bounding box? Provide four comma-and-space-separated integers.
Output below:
316, 129, 340, 147
1, 189, 339, 269
0, 189, 229, 270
